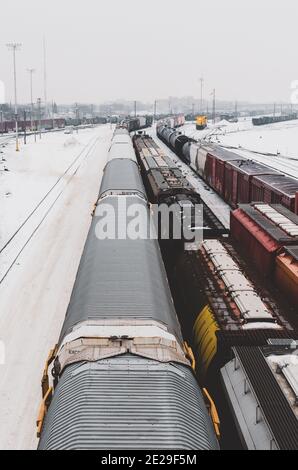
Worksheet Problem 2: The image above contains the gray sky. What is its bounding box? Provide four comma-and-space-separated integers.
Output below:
1, 0, 297, 105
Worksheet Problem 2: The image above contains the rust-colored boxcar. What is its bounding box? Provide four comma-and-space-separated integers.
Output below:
230, 204, 298, 277
225, 160, 279, 207
251, 174, 298, 213
205, 147, 240, 196
275, 246, 298, 306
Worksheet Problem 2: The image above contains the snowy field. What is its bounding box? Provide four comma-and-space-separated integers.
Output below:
181, 118, 298, 179
0, 124, 113, 449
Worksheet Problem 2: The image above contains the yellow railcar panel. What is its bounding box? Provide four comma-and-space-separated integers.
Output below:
193, 305, 219, 377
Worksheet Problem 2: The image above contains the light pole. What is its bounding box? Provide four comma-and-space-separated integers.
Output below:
0, 107, 3, 135
154, 100, 157, 123
7, 43, 22, 151
27, 69, 35, 131
199, 77, 204, 114
134, 100, 137, 118
212, 89, 216, 124
37, 98, 42, 139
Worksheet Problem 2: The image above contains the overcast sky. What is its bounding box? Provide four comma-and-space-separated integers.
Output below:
1, 0, 297, 105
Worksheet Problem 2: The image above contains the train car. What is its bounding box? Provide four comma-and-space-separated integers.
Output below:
0, 118, 66, 133
196, 115, 207, 130
158, 115, 185, 130
170, 132, 190, 159
231, 203, 298, 279
251, 173, 298, 213
158, 125, 176, 146
252, 114, 297, 126
172, 239, 295, 385
205, 147, 243, 195
123, 116, 153, 133
224, 160, 279, 206
156, 126, 298, 215
37, 128, 219, 450
157, 127, 241, 192
221, 341, 298, 450
133, 133, 228, 239
186, 142, 214, 179
275, 246, 298, 306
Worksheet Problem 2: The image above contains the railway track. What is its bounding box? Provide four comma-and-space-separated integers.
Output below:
150, 128, 231, 229
0, 135, 101, 285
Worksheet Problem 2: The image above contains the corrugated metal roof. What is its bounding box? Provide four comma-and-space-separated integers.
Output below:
112, 134, 133, 145
232, 347, 298, 450
252, 174, 298, 197
254, 204, 298, 237
59, 196, 182, 343
108, 142, 137, 163
284, 245, 298, 261
207, 145, 243, 162
238, 205, 296, 244
273, 205, 298, 224
113, 128, 129, 135
227, 159, 278, 176
38, 356, 219, 450
98, 160, 147, 200
148, 168, 193, 192
201, 240, 276, 324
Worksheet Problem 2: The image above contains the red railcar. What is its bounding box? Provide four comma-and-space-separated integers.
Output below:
0, 118, 65, 133
224, 160, 279, 207
205, 147, 240, 195
251, 174, 298, 213
231, 204, 298, 277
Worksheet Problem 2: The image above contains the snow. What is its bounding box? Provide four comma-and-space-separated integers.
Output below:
180, 119, 298, 179
0, 124, 113, 449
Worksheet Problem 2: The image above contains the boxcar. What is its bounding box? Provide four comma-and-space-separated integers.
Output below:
251, 174, 298, 213
224, 160, 279, 207
231, 204, 298, 277
205, 147, 241, 195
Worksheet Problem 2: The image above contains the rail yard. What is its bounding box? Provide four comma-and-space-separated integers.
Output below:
0, 116, 297, 451
1, 0, 298, 453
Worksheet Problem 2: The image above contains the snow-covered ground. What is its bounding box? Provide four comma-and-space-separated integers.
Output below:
0, 125, 113, 449
180, 119, 298, 179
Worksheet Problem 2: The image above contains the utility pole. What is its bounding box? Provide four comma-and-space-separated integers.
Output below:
43, 36, 48, 118
37, 98, 42, 139
212, 89, 216, 124
0, 106, 3, 135
192, 103, 195, 118
273, 103, 276, 117
134, 100, 137, 118
6, 43, 22, 151
235, 100, 238, 120
75, 103, 79, 133
199, 77, 204, 114
27, 68, 35, 131
23, 110, 27, 144
154, 100, 157, 123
